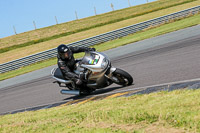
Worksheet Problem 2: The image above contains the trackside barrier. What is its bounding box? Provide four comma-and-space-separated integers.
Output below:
0, 6, 200, 73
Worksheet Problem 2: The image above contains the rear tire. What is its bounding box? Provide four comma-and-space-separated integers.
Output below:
113, 68, 133, 86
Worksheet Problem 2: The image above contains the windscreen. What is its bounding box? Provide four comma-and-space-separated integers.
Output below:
81, 52, 100, 65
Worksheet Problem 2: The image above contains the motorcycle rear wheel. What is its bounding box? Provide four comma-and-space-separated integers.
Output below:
113, 68, 133, 86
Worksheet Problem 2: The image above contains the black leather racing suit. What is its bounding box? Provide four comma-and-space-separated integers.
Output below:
57, 46, 90, 81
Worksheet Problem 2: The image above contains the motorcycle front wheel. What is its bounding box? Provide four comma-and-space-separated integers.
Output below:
113, 68, 133, 86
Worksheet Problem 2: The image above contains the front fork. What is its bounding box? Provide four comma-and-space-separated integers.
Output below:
105, 67, 119, 83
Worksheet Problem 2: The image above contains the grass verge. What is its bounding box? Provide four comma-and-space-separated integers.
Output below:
1, 89, 200, 132
0, 0, 198, 52
0, 13, 200, 81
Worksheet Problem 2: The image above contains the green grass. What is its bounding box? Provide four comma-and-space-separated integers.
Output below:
0, 0, 198, 53
1, 89, 200, 132
1, 13, 200, 81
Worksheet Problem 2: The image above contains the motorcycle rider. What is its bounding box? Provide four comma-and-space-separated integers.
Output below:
57, 44, 95, 85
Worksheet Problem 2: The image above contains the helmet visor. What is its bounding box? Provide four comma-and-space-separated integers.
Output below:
64, 52, 69, 58
59, 51, 70, 60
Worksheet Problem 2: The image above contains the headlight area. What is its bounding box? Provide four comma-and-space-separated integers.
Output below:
101, 58, 109, 69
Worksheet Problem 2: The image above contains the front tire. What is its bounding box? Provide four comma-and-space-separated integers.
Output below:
113, 68, 133, 86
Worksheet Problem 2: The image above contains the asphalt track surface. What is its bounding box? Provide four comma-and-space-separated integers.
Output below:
0, 25, 200, 114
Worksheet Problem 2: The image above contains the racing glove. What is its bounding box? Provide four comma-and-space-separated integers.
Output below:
75, 72, 88, 85
79, 72, 88, 81
88, 48, 96, 51
75, 78, 83, 85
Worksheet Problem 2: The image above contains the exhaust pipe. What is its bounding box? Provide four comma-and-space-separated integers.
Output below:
60, 89, 80, 95
53, 76, 73, 84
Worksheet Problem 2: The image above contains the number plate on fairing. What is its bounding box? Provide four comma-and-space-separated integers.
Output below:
88, 55, 100, 65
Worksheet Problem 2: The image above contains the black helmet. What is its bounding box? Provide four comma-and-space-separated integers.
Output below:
57, 44, 72, 60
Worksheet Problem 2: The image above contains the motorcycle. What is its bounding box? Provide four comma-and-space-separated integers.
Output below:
51, 51, 133, 95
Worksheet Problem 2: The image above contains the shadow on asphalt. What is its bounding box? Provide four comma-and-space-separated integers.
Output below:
63, 86, 123, 101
